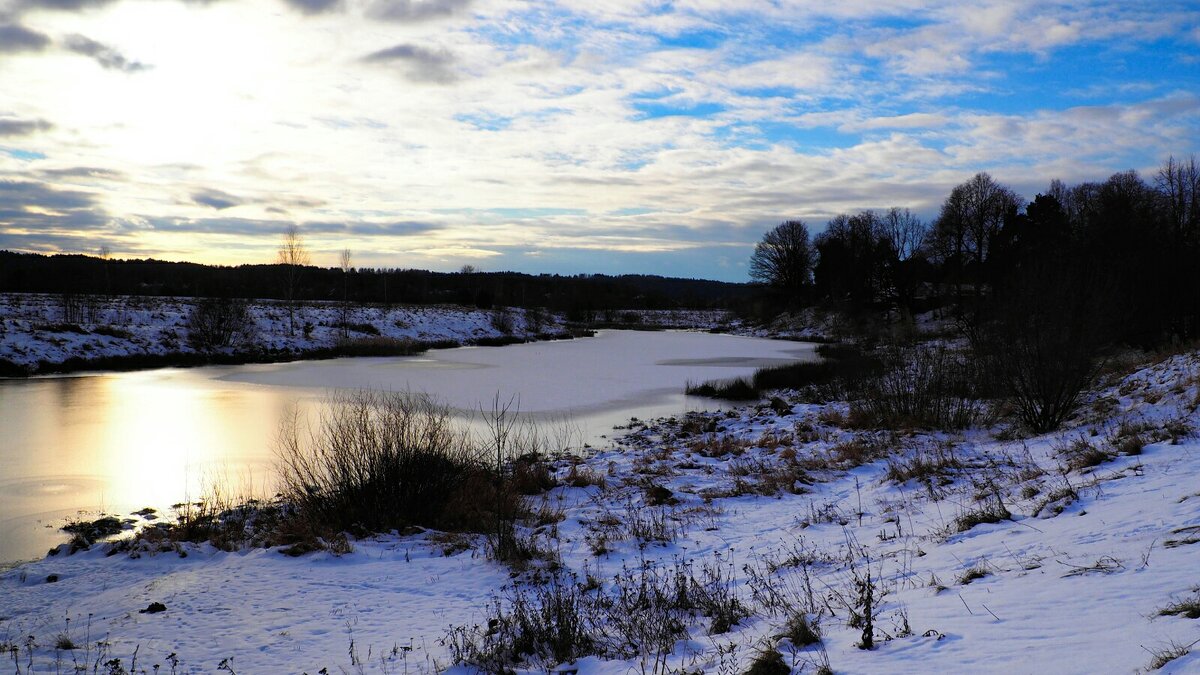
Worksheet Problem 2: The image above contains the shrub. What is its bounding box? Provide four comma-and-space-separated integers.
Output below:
510, 454, 557, 495
344, 321, 380, 336
957, 563, 991, 585
1031, 483, 1079, 518
1159, 590, 1200, 619
445, 557, 748, 671
444, 577, 594, 671
186, 297, 256, 351
950, 496, 1010, 533
686, 377, 758, 401
92, 325, 132, 339
884, 446, 963, 488
276, 391, 501, 535
785, 613, 822, 647
1058, 436, 1115, 472
490, 309, 516, 335
35, 322, 88, 334
849, 345, 987, 430
752, 351, 880, 394
969, 259, 1109, 432
687, 345, 883, 401
745, 648, 790, 675
1144, 639, 1196, 670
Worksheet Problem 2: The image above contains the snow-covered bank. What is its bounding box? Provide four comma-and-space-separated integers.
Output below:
2, 349, 1199, 673
0, 293, 568, 375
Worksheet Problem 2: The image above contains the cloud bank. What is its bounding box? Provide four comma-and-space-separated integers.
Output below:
0, 0, 1196, 278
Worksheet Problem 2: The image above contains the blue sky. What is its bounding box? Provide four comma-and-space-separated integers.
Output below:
0, 0, 1197, 281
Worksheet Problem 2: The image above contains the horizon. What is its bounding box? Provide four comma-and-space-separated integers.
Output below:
0, 245, 753, 283
1, 0, 1197, 282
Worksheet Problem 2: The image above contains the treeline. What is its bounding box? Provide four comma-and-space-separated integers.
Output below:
750, 155, 1200, 349
740, 156, 1199, 432
0, 252, 753, 317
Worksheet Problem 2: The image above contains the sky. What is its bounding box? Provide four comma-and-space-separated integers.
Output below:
0, 0, 1197, 281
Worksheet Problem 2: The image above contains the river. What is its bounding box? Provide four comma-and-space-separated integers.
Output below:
0, 330, 816, 564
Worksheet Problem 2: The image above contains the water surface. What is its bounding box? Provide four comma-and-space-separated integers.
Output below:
0, 330, 815, 564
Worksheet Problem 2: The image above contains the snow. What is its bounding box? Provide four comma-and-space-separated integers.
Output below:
0, 292, 564, 373
2, 347, 1199, 673
220, 330, 816, 414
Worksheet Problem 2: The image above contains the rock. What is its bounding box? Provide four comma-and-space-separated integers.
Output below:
139, 602, 167, 614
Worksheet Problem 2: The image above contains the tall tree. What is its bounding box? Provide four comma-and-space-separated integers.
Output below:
1157, 155, 1200, 247
930, 172, 1021, 301
1155, 156, 1200, 339
748, 220, 814, 299
814, 211, 889, 307
339, 248, 353, 338
879, 207, 929, 312
277, 225, 311, 336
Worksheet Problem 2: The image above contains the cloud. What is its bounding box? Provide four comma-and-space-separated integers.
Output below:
140, 216, 443, 237
0, 117, 53, 136
345, 220, 443, 236
0, 23, 50, 52
12, 0, 220, 12
15, 0, 120, 10
406, 245, 500, 260
0, 179, 109, 233
191, 188, 245, 210
360, 43, 458, 83
842, 113, 950, 132
366, 0, 472, 23
281, 0, 341, 15
0, 179, 96, 211
39, 166, 125, 180
1, 0, 1195, 280
63, 34, 150, 72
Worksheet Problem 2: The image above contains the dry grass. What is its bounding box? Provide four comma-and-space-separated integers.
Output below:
1158, 589, 1200, 619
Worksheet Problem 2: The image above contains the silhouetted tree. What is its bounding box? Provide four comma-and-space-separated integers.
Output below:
813, 211, 889, 307
930, 172, 1021, 302
277, 225, 311, 336
1157, 155, 1200, 246
970, 256, 1109, 432
748, 220, 814, 300
879, 207, 930, 313
339, 248, 353, 338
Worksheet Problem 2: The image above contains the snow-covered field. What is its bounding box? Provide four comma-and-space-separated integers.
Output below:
0, 293, 564, 374
2, 347, 1198, 673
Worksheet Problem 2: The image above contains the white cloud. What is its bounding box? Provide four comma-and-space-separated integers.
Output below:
0, 0, 1194, 276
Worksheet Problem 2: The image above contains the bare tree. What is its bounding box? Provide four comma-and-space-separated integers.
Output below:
969, 257, 1108, 432
931, 172, 1020, 300
339, 248, 353, 338
880, 207, 929, 312
98, 246, 111, 297
1157, 155, 1200, 247
881, 207, 926, 262
277, 225, 311, 336
749, 220, 814, 298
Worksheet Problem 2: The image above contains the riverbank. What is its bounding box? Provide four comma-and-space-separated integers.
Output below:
0, 293, 580, 376
2, 344, 1197, 673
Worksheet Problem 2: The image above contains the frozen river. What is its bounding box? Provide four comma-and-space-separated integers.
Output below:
0, 330, 816, 564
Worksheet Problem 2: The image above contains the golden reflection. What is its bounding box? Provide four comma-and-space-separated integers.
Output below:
100, 371, 281, 510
